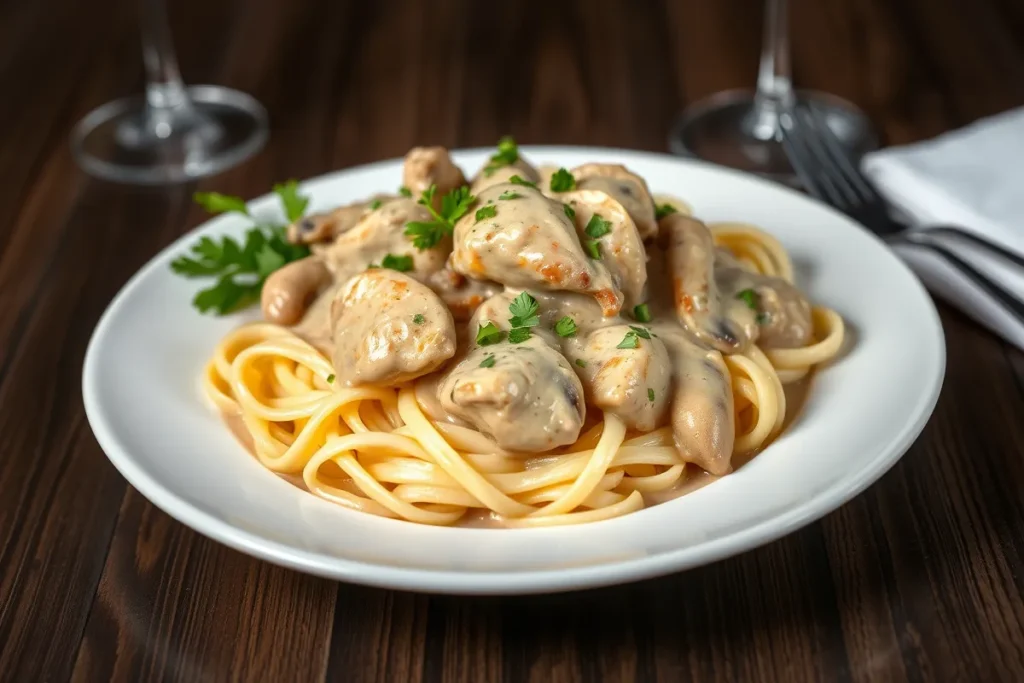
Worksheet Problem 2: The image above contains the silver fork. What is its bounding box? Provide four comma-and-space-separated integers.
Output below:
779, 103, 1024, 324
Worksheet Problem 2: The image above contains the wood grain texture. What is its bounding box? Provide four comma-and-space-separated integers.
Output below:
1, 0, 1023, 681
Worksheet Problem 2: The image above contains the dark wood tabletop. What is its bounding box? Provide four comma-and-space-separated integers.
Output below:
3, 0, 1024, 681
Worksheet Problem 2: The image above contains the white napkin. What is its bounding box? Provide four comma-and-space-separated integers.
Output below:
861, 107, 1024, 351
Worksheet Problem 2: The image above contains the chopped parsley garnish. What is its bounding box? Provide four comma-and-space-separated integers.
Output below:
554, 316, 578, 337
479, 355, 496, 368
413, 313, 425, 325
563, 203, 576, 219
648, 388, 655, 402
398, 186, 413, 197
476, 322, 502, 346
483, 136, 519, 176
549, 168, 576, 192
326, 374, 335, 383
508, 292, 540, 328
757, 312, 771, 325
655, 203, 678, 220
172, 187, 312, 315
509, 175, 538, 189
381, 253, 414, 272
617, 329, 641, 349
583, 239, 601, 259
369, 199, 382, 210
575, 358, 588, 368
404, 184, 475, 250
508, 327, 532, 343
498, 190, 521, 200
584, 214, 612, 239
475, 205, 497, 222
633, 303, 652, 322
629, 325, 652, 340
736, 288, 759, 310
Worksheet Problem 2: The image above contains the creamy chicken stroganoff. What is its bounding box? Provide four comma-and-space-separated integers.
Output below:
190, 139, 845, 527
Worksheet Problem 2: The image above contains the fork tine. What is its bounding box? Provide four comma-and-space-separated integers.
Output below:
790, 105, 862, 207
779, 112, 849, 209
803, 103, 881, 205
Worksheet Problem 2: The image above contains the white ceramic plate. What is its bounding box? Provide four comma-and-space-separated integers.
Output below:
82, 147, 945, 595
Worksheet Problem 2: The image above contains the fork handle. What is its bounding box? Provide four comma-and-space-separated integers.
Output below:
918, 225, 1024, 270
895, 234, 1024, 324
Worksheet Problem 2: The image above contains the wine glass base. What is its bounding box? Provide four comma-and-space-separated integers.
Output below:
71, 85, 269, 185
669, 89, 879, 186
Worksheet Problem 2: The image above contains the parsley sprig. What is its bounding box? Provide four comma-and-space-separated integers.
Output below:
549, 168, 576, 192
172, 185, 312, 315
506, 292, 540, 343
483, 136, 519, 176
404, 184, 475, 250
655, 203, 678, 220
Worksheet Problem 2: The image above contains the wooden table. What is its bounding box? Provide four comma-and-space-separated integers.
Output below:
3, 0, 1024, 680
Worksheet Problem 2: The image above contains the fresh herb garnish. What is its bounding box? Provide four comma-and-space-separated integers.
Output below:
633, 303, 652, 322
509, 175, 538, 189
399, 186, 413, 197
381, 253, 414, 272
647, 388, 655, 402
756, 312, 771, 325
327, 374, 335, 383
476, 322, 502, 346
563, 203, 576, 219
554, 316, 578, 337
629, 325, 652, 340
575, 358, 587, 368
655, 203, 678, 220
369, 199, 382, 210
498, 190, 521, 200
476, 205, 497, 222
549, 168, 576, 192
483, 136, 519, 176
736, 288, 759, 310
617, 329, 641, 349
508, 327, 531, 343
582, 239, 601, 259
413, 313, 425, 325
508, 292, 540, 328
404, 184, 475, 249
584, 214, 612, 239
172, 188, 312, 315
479, 354, 497, 368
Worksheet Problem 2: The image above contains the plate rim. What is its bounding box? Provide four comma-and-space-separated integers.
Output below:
81, 145, 947, 595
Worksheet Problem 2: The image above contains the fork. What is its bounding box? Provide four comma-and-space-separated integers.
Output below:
779, 102, 1024, 324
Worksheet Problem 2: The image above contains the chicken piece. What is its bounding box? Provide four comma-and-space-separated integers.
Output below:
329, 270, 456, 386
564, 325, 670, 432
571, 163, 658, 240
661, 329, 735, 476
260, 256, 334, 325
286, 195, 392, 245
425, 267, 501, 321
714, 249, 813, 349
319, 197, 449, 283
664, 214, 753, 354
562, 189, 648, 311
438, 338, 585, 452
470, 158, 542, 195
450, 183, 623, 316
402, 147, 467, 207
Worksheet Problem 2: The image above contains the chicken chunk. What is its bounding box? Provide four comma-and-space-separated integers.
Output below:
438, 338, 585, 452
565, 325, 670, 432
470, 158, 542, 195
402, 146, 467, 207
562, 189, 648, 311
330, 270, 456, 386
450, 183, 623, 316
571, 163, 658, 240
665, 214, 753, 354
286, 195, 392, 245
319, 197, 449, 283
425, 267, 502, 321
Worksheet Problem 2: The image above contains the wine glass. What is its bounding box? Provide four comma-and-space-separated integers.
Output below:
669, 0, 878, 185
70, 0, 268, 185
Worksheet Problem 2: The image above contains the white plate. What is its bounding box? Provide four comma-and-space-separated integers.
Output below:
82, 147, 945, 595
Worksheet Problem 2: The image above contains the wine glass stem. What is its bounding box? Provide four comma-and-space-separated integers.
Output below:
750, 0, 794, 140
139, 0, 197, 129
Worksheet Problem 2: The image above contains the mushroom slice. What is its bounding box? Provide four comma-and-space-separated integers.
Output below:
571, 163, 658, 240
330, 270, 456, 386
260, 256, 333, 325
286, 195, 391, 245
402, 147, 467, 207
450, 183, 623, 317
426, 267, 501, 321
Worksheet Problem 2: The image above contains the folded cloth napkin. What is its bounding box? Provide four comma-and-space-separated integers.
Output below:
861, 106, 1024, 351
